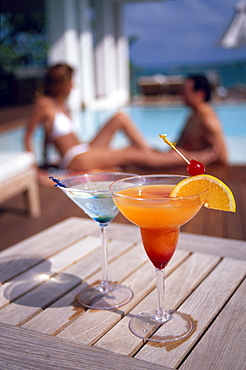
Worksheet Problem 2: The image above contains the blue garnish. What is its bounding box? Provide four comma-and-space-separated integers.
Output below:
49, 176, 67, 188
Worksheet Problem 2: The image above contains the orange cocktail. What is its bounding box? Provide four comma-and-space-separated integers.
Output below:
110, 175, 208, 343
113, 183, 204, 269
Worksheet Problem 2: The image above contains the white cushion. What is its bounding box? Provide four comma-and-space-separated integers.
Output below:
0, 152, 36, 183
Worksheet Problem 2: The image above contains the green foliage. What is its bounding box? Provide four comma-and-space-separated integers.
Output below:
0, 12, 48, 72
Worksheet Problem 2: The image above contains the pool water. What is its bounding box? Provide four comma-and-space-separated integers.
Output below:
77, 103, 246, 165
1, 103, 245, 165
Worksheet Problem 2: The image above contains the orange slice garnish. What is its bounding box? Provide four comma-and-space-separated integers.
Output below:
170, 174, 236, 212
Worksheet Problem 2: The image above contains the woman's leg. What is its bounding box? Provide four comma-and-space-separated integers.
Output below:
67, 143, 217, 172
67, 147, 132, 171
67, 146, 179, 171
90, 112, 150, 149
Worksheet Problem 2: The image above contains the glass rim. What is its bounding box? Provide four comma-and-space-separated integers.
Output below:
109, 174, 209, 201
59, 172, 136, 193
61, 171, 136, 182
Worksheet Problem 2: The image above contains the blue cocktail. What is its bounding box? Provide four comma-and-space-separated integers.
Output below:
56, 172, 135, 309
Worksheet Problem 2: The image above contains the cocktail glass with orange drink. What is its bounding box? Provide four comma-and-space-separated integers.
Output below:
110, 174, 236, 342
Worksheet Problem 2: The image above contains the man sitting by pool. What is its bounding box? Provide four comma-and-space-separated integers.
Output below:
176, 74, 227, 165
25, 64, 224, 172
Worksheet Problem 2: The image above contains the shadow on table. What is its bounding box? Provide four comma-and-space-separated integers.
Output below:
0, 255, 46, 283
0, 255, 86, 308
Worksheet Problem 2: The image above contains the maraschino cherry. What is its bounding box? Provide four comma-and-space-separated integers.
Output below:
187, 159, 205, 176
159, 134, 205, 176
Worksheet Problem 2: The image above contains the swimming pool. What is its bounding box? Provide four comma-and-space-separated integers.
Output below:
1, 103, 245, 165
77, 103, 246, 165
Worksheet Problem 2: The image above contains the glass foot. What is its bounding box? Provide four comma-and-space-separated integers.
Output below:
129, 310, 194, 342
77, 281, 133, 310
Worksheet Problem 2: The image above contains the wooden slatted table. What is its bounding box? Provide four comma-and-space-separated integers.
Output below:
0, 217, 245, 369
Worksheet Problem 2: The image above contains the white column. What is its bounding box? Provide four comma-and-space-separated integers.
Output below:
46, 0, 81, 109
78, 0, 95, 108
46, 0, 130, 110
46, 0, 80, 66
46, 0, 65, 63
94, 0, 106, 97
114, 2, 130, 103
104, 1, 117, 96
94, 0, 117, 98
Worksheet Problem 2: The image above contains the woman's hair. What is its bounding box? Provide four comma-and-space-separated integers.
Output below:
44, 63, 74, 97
187, 74, 212, 102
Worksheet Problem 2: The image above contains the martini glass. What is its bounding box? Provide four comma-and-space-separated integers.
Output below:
110, 174, 208, 342
56, 172, 135, 310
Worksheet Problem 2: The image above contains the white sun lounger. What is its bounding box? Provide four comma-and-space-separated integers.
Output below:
0, 151, 41, 217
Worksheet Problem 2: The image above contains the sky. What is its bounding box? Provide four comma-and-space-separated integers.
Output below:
123, 0, 246, 67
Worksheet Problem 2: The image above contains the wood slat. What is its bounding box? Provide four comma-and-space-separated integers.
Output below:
0, 235, 101, 308
22, 241, 149, 334
94, 252, 220, 357
135, 257, 245, 368
178, 232, 246, 260
0, 322, 171, 370
56, 250, 189, 345
0, 218, 97, 282
101, 221, 142, 244
180, 279, 246, 370
0, 218, 245, 369
22, 249, 187, 339
0, 237, 138, 326
56, 262, 157, 345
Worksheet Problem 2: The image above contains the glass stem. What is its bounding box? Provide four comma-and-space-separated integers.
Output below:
155, 268, 172, 322
100, 224, 110, 293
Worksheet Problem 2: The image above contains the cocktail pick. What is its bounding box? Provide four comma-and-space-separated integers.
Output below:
49, 176, 67, 188
159, 134, 205, 175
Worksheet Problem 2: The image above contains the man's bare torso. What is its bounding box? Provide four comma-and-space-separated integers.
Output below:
176, 104, 228, 164
177, 114, 210, 151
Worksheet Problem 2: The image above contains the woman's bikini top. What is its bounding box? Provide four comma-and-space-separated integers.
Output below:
49, 111, 76, 140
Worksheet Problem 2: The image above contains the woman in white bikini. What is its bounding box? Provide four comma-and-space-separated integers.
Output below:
25, 63, 216, 172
